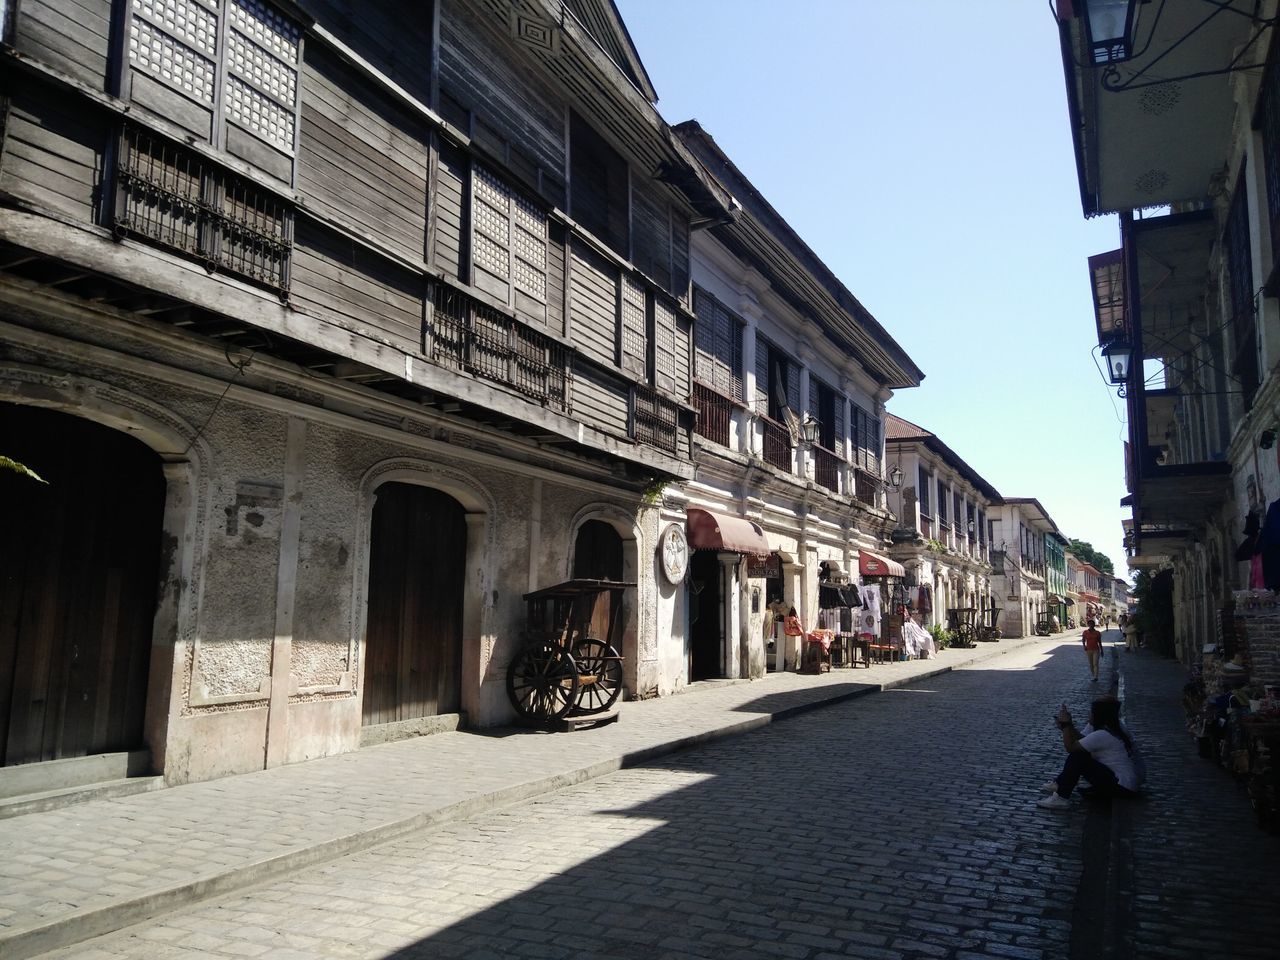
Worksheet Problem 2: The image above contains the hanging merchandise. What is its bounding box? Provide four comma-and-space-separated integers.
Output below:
858, 583, 882, 638
917, 583, 933, 616
1235, 509, 1262, 562
783, 611, 805, 637
1259, 499, 1280, 592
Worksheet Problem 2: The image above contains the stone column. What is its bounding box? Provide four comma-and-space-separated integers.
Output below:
719, 552, 742, 679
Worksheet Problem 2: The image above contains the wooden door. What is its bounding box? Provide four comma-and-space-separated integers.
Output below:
362, 483, 466, 725
0, 404, 163, 767
572, 520, 623, 643
689, 550, 722, 681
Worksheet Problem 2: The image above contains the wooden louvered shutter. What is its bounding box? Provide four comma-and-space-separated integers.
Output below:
785, 361, 800, 413
833, 398, 845, 458
472, 166, 512, 302
694, 288, 715, 384
755, 335, 770, 413
712, 300, 735, 398
867, 412, 881, 474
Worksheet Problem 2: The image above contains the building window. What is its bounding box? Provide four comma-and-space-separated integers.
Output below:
570, 112, 629, 258
938, 485, 949, 528
472, 164, 550, 326
807, 377, 841, 452
850, 404, 881, 475
918, 467, 932, 516
114, 123, 292, 295
1225, 164, 1259, 408
126, 0, 301, 159
693, 287, 744, 401
755, 336, 799, 422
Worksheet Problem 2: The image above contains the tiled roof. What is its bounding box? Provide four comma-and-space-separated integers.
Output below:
884, 413, 932, 441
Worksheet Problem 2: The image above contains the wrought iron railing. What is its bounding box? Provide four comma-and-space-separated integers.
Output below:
853, 468, 879, 507
813, 444, 840, 493
114, 124, 291, 297
760, 416, 791, 472
430, 284, 570, 410
631, 383, 680, 455
692, 381, 732, 447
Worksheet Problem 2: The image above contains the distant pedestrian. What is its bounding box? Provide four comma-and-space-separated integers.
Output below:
1123, 616, 1139, 653
1082, 618, 1102, 681
1037, 697, 1143, 809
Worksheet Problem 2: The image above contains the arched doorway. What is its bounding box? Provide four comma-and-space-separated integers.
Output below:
362, 483, 466, 725
1, 404, 164, 767
688, 550, 722, 681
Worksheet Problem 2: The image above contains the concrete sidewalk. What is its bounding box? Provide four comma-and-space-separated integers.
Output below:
0, 634, 1050, 960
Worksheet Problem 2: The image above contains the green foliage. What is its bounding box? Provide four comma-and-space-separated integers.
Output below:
928, 623, 952, 649
640, 479, 669, 505
925, 538, 947, 554
0, 456, 45, 483
1069, 538, 1114, 576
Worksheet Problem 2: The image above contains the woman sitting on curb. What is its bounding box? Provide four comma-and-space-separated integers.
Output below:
1037, 697, 1143, 810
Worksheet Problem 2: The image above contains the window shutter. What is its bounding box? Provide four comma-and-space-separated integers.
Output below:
621, 273, 647, 376
694, 288, 715, 384
712, 300, 735, 397
512, 191, 548, 324
473, 166, 513, 302
226, 0, 301, 153
654, 298, 678, 392
785, 361, 800, 414
755, 335, 770, 413
833, 398, 845, 456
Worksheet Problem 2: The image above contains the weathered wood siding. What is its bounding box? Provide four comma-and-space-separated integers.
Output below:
298, 45, 428, 265
571, 362, 629, 436
297, 0, 433, 104
569, 240, 618, 367
291, 218, 424, 354
432, 140, 468, 281
438, 0, 565, 204
12, 0, 112, 90
0, 90, 107, 225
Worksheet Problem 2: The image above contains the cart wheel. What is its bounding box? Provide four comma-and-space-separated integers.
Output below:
506, 642, 580, 722
571, 638, 623, 713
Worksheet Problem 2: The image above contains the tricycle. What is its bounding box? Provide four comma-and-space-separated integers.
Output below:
506, 578, 630, 727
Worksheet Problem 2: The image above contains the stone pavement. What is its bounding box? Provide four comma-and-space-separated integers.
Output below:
1, 635, 1047, 960
24, 629, 1280, 960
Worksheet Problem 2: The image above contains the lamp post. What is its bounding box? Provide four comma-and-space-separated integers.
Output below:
1101, 337, 1133, 397
888, 465, 903, 489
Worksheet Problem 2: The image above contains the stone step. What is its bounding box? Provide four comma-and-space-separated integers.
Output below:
0, 775, 166, 820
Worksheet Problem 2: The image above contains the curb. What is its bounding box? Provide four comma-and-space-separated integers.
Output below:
1, 636, 1039, 960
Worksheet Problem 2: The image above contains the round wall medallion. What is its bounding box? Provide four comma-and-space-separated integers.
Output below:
659, 523, 690, 584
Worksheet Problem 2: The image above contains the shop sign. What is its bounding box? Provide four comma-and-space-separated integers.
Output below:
747, 553, 781, 578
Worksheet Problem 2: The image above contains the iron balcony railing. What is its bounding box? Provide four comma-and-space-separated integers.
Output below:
853, 467, 879, 507
692, 381, 732, 447
114, 124, 292, 297
430, 284, 570, 410
813, 444, 840, 493
760, 416, 791, 472
631, 382, 681, 455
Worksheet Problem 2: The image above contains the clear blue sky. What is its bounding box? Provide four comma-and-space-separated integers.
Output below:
616, 0, 1131, 578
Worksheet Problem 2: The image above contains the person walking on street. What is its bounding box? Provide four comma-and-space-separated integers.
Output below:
1122, 614, 1139, 653
1082, 618, 1102, 681
1037, 697, 1142, 809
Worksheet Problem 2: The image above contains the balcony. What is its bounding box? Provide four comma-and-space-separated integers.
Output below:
760, 416, 791, 472
431, 284, 570, 410
853, 467, 879, 507
813, 445, 840, 493
920, 515, 932, 539
693, 381, 732, 447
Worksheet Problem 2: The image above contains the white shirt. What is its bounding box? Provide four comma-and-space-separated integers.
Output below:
1079, 728, 1139, 791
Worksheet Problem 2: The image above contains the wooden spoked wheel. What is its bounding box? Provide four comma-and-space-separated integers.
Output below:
507, 641, 580, 721
570, 638, 623, 713
952, 624, 976, 648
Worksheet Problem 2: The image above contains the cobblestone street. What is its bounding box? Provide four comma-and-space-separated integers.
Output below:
32, 637, 1280, 959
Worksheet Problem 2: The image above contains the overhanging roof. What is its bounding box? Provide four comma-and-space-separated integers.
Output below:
1058, 1, 1262, 215
884, 414, 1003, 502
1135, 462, 1232, 527
1131, 211, 1216, 362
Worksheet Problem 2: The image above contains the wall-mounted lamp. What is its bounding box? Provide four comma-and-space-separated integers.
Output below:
1261, 428, 1277, 450
967, 518, 976, 536
801, 414, 821, 445
888, 465, 903, 489
1101, 337, 1132, 398
1082, 0, 1144, 65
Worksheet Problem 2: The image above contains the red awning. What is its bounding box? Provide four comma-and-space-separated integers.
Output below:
686, 508, 770, 556
858, 550, 905, 578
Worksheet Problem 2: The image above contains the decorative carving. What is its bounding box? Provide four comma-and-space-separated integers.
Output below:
510, 10, 560, 55
1134, 169, 1171, 194
1139, 84, 1182, 117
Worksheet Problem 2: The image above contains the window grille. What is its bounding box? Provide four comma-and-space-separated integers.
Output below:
632, 382, 680, 455
114, 123, 291, 295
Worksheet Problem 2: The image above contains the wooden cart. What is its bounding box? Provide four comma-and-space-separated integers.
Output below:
946, 607, 978, 648
506, 579, 631, 729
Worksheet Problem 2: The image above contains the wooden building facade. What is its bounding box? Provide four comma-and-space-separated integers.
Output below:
0, 0, 734, 786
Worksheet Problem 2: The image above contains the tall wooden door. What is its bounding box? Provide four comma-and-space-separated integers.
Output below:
573, 520, 623, 643
689, 550, 722, 681
362, 483, 466, 725
0, 404, 164, 767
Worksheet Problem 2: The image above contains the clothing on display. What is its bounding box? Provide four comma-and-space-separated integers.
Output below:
917, 584, 933, 616
858, 584, 882, 638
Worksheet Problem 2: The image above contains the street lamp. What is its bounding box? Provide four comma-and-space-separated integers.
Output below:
888, 465, 903, 489
1083, 0, 1143, 65
801, 414, 821, 445
1101, 337, 1132, 397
